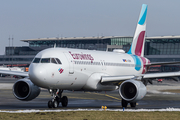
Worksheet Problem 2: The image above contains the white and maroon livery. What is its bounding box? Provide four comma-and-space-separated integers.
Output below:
1, 4, 180, 108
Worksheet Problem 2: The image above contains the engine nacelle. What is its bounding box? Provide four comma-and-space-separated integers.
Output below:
13, 78, 41, 101
119, 80, 146, 102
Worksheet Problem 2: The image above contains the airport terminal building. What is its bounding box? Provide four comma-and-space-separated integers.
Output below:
1, 36, 180, 72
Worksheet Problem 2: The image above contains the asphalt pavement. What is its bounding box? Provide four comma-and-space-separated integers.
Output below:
0, 77, 180, 110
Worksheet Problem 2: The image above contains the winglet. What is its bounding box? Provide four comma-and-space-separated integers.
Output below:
54, 43, 56, 48
128, 4, 147, 57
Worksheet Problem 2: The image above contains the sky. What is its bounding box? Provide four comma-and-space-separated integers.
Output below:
0, 0, 179, 55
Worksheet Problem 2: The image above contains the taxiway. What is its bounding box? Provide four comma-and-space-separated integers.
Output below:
0, 77, 180, 110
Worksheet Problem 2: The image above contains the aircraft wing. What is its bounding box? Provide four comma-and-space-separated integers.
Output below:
101, 60, 180, 85
101, 75, 136, 85
147, 61, 180, 66
101, 71, 180, 85
101, 75, 135, 83
0, 70, 29, 77
143, 72, 180, 79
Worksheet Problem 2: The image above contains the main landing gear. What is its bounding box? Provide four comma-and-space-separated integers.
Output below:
48, 89, 68, 108
122, 99, 136, 108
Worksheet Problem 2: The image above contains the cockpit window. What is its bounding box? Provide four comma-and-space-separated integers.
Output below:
33, 57, 61, 64
55, 58, 62, 64
51, 58, 57, 64
33, 58, 40, 63
41, 58, 50, 63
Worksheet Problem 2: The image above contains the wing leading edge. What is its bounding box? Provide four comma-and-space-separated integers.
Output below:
101, 75, 135, 82
0, 70, 28, 77
143, 72, 180, 79
101, 71, 180, 85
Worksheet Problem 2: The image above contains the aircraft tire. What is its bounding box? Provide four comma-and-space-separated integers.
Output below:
52, 100, 58, 108
130, 102, 136, 108
55, 96, 60, 105
48, 100, 53, 108
61, 96, 68, 107
122, 99, 128, 108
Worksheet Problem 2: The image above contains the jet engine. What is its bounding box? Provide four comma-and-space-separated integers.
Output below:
13, 78, 41, 101
119, 80, 146, 102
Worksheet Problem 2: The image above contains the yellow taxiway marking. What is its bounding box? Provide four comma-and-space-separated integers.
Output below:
86, 92, 121, 101
104, 94, 121, 101
40, 91, 121, 101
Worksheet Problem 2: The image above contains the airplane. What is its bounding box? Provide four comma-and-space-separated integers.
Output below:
1, 4, 180, 108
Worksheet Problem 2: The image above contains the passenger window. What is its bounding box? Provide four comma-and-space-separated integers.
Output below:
33, 58, 40, 63
55, 58, 62, 64
51, 58, 57, 64
41, 58, 50, 63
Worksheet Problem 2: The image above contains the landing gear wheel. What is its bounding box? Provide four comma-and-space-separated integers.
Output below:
48, 89, 69, 108
48, 100, 53, 108
55, 96, 60, 106
130, 102, 136, 108
122, 99, 128, 108
61, 96, 68, 107
52, 100, 58, 108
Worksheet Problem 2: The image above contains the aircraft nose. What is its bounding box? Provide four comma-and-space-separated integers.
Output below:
29, 64, 47, 85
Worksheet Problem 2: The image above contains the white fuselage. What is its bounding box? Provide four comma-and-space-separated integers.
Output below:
29, 48, 149, 91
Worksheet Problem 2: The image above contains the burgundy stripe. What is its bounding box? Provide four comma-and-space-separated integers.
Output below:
135, 31, 145, 56
59, 69, 63, 73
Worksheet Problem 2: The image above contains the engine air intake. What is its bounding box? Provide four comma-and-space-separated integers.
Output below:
120, 82, 137, 99
119, 80, 146, 102
13, 79, 41, 101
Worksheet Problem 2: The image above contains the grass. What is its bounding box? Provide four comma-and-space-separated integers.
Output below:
0, 111, 180, 120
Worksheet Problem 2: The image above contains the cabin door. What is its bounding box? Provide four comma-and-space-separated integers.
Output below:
64, 52, 74, 74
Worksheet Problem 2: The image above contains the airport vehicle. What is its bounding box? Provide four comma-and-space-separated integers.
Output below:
1, 4, 180, 108
157, 79, 163, 83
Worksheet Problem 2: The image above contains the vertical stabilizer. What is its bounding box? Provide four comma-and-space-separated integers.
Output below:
127, 4, 147, 57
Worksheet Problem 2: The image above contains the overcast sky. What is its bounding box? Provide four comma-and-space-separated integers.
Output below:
0, 0, 179, 55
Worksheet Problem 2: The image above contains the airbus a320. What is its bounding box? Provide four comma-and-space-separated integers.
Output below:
1, 4, 180, 108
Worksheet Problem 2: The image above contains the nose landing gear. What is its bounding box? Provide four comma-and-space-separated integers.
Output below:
48, 89, 68, 108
